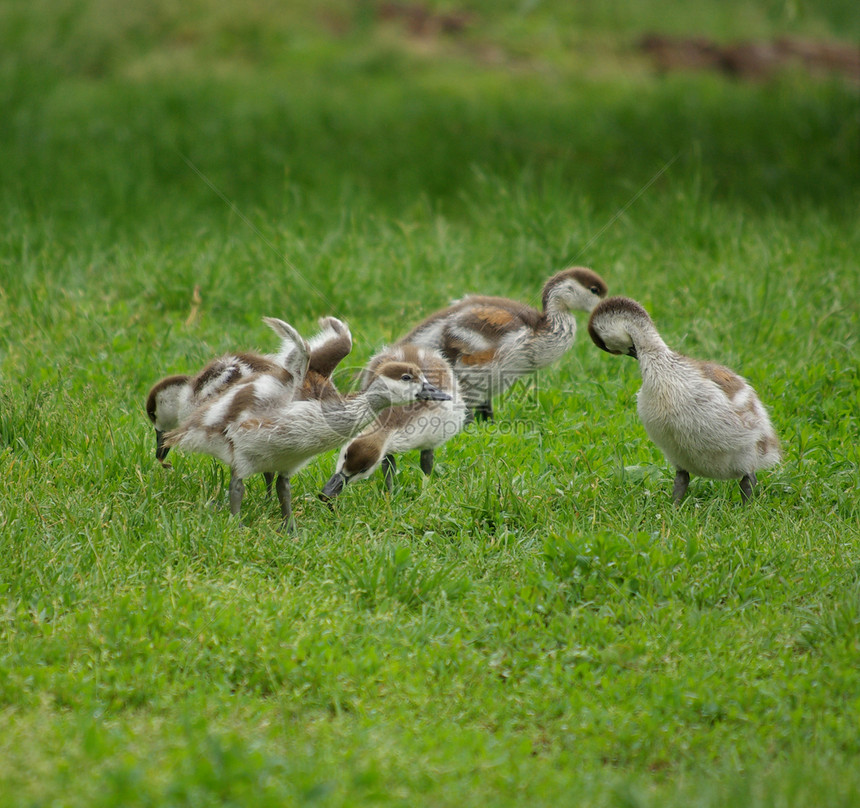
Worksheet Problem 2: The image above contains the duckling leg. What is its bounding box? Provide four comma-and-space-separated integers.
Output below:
263, 472, 275, 499
672, 469, 690, 505
474, 402, 494, 422
276, 473, 295, 533
739, 472, 758, 504
420, 449, 434, 475
381, 454, 396, 492
228, 471, 245, 517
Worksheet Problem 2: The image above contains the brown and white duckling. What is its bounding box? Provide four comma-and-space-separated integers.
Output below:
400, 266, 608, 421
145, 317, 309, 466
320, 343, 468, 500
163, 361, 450, 531
587, 296, 782, 504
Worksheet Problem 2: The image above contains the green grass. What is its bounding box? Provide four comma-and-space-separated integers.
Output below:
1, 1, 859, 805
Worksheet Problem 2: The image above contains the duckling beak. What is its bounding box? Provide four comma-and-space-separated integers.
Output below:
155, 430, 172, 465
319, 471, 348, 503
416, 382, 451, 401
627, 345, 638, 359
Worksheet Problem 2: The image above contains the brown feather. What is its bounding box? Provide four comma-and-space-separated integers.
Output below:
309, 334, 351, 378
299, 370, 340, 402
695, 360, 746, 399
460, 349, 498, 366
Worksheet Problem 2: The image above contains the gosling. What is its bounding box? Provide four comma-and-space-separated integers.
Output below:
145, 317, 308, 466
320, 343, 468, 500
587, 296, 781, 504
400, 267, 607, 421
163, 361, 450, 531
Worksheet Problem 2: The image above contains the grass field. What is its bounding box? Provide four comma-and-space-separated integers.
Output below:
1, 1, 859, 805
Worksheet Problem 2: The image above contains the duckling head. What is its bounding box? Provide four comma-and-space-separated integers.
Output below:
366, 361, 452, 406
587, 296, 653, 359
145, 374, 191, 464
319, 438, 382, 501
542, 267, 608, 314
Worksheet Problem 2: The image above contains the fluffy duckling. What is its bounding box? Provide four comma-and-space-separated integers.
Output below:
587, 296, 781, 504
145, 317, 309, 466
163, 361, 451, 531
320, 343, 468, 500
400, 266, 608, 420
146, 316, 352, 464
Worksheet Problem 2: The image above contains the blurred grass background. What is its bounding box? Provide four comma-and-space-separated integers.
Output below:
2, 0, 857, 228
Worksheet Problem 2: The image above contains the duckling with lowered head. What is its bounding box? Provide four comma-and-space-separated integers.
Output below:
163, 360, 450, 531
400, 266, 608, 421
587, 296, 781, 504
145, 317, 309, 467
320, 343, 468, 500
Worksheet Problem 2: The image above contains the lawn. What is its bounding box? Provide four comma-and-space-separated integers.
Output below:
1, 1, 859, 805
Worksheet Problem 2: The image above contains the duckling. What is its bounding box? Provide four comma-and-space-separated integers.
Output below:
145, 317, 309, 467
400, 266, 608, 421
320, 343, 468, 500
587, 296, 782, 504
163, 361, 451, 531
146, 316, 352, 462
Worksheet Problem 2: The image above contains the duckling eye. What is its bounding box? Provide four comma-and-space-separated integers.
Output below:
400, 373, 413, 382
589, 285, 601, 294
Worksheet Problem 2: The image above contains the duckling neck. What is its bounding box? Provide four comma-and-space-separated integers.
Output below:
519, 308, 577, 367
543, 295, 576, 319
334, 388, 402, 434
631, 325, 672, 377
297, 394, 377, 446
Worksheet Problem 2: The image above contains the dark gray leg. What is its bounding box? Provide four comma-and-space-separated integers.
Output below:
263, 472, 275, 499
474, 402, 494, 422
672, 469, 690, 505
739, 472, 757, 504
276, 474, 294, 533
381, 454, 396, 492
228, 471, 245, 516
419, 449, 435, 475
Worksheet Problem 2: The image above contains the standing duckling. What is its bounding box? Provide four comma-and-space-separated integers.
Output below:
320, 343, 468, 500
145, 317, 309, 467
400, 266, 608, 421
587, 296, 781, 504
164, 361, 451, 531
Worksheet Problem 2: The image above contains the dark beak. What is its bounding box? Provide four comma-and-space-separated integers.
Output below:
155, 430, 172, 466
627, 345, 638, 359
319, 471, 348, 503
416, 382, 451, 402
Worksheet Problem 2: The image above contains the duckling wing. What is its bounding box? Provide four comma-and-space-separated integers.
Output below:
436, 309, 516, 364
189, 355, 251, 403
450, 300, 537, 339
695, 360, 747, 400
307, 317, 352, 378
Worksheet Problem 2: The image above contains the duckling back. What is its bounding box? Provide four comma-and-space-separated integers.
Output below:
637, 354, 781, 480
